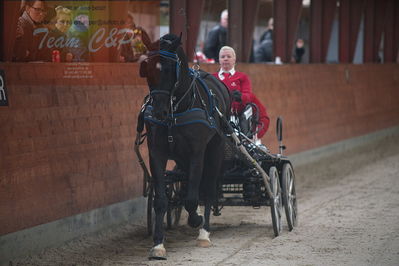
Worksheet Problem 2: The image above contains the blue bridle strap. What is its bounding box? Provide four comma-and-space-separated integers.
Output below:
159, 50, 178, 60
159, 50, 180, 81
150, 89, 170, 96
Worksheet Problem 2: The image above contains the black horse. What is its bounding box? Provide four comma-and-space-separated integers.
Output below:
139, 33, 230, 259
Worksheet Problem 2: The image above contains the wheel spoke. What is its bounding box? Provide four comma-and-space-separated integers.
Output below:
289, 177, 294, 193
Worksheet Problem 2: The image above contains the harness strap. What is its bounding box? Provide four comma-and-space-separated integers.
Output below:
150, 90, 170, 96
173, 70, 198, 112
167, 120, 175, 154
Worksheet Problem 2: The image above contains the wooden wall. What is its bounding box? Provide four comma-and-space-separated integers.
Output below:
0, 62, 398, 235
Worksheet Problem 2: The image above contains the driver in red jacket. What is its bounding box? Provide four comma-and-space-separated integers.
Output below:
213, 46, 270, 138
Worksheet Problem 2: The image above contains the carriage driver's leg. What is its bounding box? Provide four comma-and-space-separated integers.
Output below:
185, 149, 206, 228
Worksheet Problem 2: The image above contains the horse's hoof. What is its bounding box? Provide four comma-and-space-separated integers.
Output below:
188, 214, 204, 229
148, 244, 167, 260
197, 228, 211, 248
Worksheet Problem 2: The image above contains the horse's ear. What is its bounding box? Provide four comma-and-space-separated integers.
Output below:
139, 60, 148, 78
178, 32, 182, 45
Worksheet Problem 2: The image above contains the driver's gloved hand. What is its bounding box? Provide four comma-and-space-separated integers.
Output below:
232, 90, 242, 102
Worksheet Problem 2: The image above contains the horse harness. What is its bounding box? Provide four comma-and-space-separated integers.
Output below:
137, 50, 219, 153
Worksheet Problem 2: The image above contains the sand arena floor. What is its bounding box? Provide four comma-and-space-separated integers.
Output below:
12, 134, 399, 266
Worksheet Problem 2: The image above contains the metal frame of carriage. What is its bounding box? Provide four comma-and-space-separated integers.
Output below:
135, 109, 298, 237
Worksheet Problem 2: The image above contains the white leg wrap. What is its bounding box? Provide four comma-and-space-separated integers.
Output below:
149, 243, 166, 259
197, 228, 211, 247
153, 243, 165, 251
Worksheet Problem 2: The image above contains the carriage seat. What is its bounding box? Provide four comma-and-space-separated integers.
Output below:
231, 103, 261, 139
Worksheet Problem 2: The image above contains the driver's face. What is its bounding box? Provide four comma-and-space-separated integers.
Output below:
219, 49, 235, 71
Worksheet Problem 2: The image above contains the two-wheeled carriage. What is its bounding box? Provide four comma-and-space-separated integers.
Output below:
135, 113, 297, 237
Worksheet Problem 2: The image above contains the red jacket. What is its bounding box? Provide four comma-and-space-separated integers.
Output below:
213, 71, 269, 138
212, 71, 252, 113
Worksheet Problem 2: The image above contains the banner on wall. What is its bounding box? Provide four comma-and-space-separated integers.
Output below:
0, 70, 8, 106
5, 0, 160, 63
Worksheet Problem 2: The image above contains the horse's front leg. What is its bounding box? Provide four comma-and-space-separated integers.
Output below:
148, 153, 168, 260
184, 150, 206, 229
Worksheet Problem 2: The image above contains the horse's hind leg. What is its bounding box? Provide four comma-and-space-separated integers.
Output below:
148, 154, 168, 259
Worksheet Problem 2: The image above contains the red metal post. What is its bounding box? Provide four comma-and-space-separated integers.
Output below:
186, 0, 205, 61
170, 0, 187, 52
310, 0, 323, 62
339, 0, 364, 63
274, 0, 302, 63
374, 0, 387, 62
228, 0, 243, 61
242, 0, 260, 62
310, 0, 336, 63
396, 1, 399, 62
363, 0, 375, 62
322, 0, 337, 62
274, 0, 288, 62
384, 0, 395, 62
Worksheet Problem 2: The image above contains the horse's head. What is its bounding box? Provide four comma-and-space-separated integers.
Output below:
140, 33, 186, 121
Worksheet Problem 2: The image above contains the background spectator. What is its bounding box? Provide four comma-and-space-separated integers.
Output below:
204, 9, 228, 63
259, 17, 273, 44
292, 38, 305, 63
254, 17, 273, 63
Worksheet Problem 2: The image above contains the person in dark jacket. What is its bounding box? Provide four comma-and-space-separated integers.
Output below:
259, 17, 273, 44
13, 0, 49, 62
292, 38, 305, 63
254, 38, 273, 63
254, 17, 273, 63
203, 9, 228, 62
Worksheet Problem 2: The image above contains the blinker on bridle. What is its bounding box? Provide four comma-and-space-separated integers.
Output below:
148, 50, 181, 97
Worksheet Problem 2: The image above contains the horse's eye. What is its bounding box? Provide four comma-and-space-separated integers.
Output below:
156, 62, 162, 70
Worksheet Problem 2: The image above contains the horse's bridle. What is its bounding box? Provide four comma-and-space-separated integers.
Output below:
147, 49, 201, 116
148, 50, 181, 98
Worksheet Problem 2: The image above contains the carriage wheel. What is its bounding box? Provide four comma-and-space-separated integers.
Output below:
166, 182, 183, 229
147, 185, 155, 236
269, 166, 283, 237
281, 163, 298, 231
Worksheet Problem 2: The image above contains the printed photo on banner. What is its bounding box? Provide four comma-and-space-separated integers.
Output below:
3, 0, 160, 63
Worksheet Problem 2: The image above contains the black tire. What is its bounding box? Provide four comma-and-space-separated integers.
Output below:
147, 185, 155, 236
281, 163, 298, 231
269, 166, 283, 237
166, 182, 183, 229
